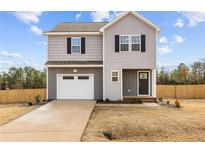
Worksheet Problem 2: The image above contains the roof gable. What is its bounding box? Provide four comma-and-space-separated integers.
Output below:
100, 11, 160, 32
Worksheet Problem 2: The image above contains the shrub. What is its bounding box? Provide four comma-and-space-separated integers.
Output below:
175, 100, 181, 108
35, 95, 41, 105
27, 102, 33, 106
167, 100, 170, 104
158, 97, 163, 102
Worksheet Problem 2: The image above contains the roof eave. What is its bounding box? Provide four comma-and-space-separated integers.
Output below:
43, 31, 101, 35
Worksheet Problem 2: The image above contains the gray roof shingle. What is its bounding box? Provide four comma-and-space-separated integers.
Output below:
49, 22, 108, 32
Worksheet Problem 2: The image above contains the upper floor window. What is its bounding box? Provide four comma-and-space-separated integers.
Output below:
132, 35, 141, 51
71, 37, 81, 53
119, 35, 141, 52
120, 36, 129, 51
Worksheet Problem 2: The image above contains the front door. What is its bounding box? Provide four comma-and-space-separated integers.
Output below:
138, 72, 149, 96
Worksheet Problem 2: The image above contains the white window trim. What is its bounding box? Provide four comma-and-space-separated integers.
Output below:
131, 35, 141, 52
119, 35, 129, 52
111, 70, 119, 83
119, 35, 141, 52
71, 37, 81, 54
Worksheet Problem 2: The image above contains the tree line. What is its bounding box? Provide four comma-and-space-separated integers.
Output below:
157, 59, 205, 85
0, 59, 205, 90
0, 67, 46, 90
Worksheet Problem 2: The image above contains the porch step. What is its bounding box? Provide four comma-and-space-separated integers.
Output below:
123, 97, 157, 104
140, 98, 157, 103
123, 98, 142, 104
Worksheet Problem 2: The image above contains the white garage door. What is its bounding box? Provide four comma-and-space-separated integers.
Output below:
57, 74, 94, 99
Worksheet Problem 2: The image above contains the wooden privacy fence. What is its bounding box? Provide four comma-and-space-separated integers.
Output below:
1, 85, 205, 103
0, 89, 46, 104
157, 85, 205, 99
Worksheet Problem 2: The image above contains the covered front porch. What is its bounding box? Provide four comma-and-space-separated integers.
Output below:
122, 69, 156, 103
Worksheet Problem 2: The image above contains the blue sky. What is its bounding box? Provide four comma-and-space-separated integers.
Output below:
0, 11, 205, 72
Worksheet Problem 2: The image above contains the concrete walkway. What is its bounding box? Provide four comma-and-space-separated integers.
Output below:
96, 103, 160, 107
0, 100, 95, 142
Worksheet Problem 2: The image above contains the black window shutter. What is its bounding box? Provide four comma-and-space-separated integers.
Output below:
141, 35, 146, 52
67, 38, 71, 54
115, 35, 119, 52
81, 37, 85, 54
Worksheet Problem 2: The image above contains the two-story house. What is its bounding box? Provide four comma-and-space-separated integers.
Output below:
44, 11, 160, 101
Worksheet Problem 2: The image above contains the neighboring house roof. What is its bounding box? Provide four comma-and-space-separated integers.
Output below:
45, 61, 103, 67
100, 11, 160, 32
48, 22, 108, 32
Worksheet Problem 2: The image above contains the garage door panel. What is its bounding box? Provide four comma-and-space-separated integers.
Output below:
57, 74, 94, 99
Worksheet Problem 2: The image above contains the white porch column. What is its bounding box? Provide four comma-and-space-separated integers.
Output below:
46, 68, 48, 100
152, 69, 156, 97
120, 68, 123, 100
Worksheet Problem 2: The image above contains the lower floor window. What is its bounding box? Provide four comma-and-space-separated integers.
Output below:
111, 70, 119, 82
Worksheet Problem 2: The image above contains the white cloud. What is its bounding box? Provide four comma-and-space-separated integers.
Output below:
35, 41, 47, 46
173, 35, 185, 44
158, 45, 172, 55
21, 61, 43, 70
159, 36, 168, 44
14, 11, 42, 25
75, 12, 82, 21
0, 60, 13, 65
157, 62, 178, 71
0, 51, 44, 72
184, 12, 205, 26
174, 18, 184, 28
91, 11, 122, 22
30, 25, 42, 35
13, 12, 44, 36
32, 64, 42, 70
0, 51, 24, 59
91, 11, 110, 22
0, 61, 14, 72
157, 62, 177, 67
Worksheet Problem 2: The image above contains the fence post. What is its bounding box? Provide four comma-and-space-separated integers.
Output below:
175, 85, 177, 99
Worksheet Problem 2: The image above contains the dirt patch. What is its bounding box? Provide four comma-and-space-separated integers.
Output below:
0, 104, 38, 126
81, 100, 205, 141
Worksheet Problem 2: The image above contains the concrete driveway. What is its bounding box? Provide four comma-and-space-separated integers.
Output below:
0, 100, 95, 141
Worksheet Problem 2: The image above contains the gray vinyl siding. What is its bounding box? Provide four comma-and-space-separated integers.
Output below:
48, 35, 103, 61
104, 14, 157, 100
123, 70, 137, 96
123, 69, 152, 96
47, 68, 103, 100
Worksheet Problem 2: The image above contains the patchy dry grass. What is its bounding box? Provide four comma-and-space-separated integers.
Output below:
0, 104, 38, 126
81, 100, 205, 141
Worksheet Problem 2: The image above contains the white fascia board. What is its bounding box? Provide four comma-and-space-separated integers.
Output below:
43, 32, 101, 35
45, 65, 103, 68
